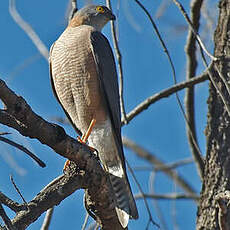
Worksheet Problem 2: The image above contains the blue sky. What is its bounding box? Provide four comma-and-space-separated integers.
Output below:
0, 0, 216, 229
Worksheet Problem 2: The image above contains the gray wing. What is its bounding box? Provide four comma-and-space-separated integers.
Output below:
49, 43, 82, 136
90, 31, 125, 165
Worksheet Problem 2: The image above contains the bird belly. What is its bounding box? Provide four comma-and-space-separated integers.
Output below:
88, 119, 123, 177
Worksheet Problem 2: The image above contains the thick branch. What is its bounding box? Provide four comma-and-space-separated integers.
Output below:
0, 192, 24, 213
0, 79, 123, 230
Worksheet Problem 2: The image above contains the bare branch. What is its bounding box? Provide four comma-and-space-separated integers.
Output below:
126, 161, 159, 228
148, 171, 168, 230
40, 208, 54, 230
0, 203, 15, 230
132, 157, 193, 171
10, 175, 27, 204
155, 157, 194, 171
0, 135, 45, 168
123, 71, 208, 124
0, 78, 124, 229
106, 0, 127, 123
172, 0, 217, 61
9, 0, 49, 61
184, 0, 204, 178
0, 192, 25, 213
135, 193, 199, 201
123, 137, 197, 197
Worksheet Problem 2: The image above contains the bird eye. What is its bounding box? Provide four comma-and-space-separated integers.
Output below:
96, 6, 105, 13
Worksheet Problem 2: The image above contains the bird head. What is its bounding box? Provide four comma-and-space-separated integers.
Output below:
69, 5, 116, 31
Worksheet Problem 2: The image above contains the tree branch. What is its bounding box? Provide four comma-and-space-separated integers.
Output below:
184, 0, 204, 178
0, 135, 45, 168
106, 0, 127, 123
0, 78, 124, 230
0, 203, 15, 230
40, 208, 54, 230
9, 0, 49, 61
172, 0, 217, 61
0, 192, 25, 213
135, 193, 199, 201
123, 137, 197, 198
123, 71, 208, 124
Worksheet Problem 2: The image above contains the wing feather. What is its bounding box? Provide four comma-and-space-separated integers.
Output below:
90, 31, 125, 165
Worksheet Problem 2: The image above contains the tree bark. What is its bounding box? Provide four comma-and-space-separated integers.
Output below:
196, 0, 230, 229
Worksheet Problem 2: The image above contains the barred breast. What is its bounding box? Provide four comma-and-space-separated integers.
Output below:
50, 25, 107, 134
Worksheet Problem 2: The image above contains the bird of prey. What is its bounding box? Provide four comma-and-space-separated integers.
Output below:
49, 5, 138, 227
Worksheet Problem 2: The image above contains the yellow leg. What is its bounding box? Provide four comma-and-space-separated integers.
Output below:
63, 119, 97, 172
80, 118, 96, 143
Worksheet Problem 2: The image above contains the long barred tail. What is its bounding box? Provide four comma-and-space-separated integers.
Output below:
109, 171, 138, 228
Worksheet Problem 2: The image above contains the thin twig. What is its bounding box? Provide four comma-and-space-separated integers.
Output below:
106, 0, 127, 123
0, 136, 46, 168
135, 193, 199, 201
133, 157, 193, 171
0, 203, 15, 230
123, 70, 208, 124
40, 207, 54, 230
123, 137, 197, 197
0, 133, 11, 136
184, 0, 204, 179
171, 182, 179, 230
9, 0, 49, 61
126, 161, 160, 228
149, 171, 168, 230
81, 213, 89, 230
10, 175, 27, 204
155, 157, 194, 171
172, 0, 217, 61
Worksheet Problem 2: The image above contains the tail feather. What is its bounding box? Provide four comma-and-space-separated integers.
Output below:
109, 171, 138, 228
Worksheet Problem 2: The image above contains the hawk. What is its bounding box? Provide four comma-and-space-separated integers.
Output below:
49, 5, 138, 227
